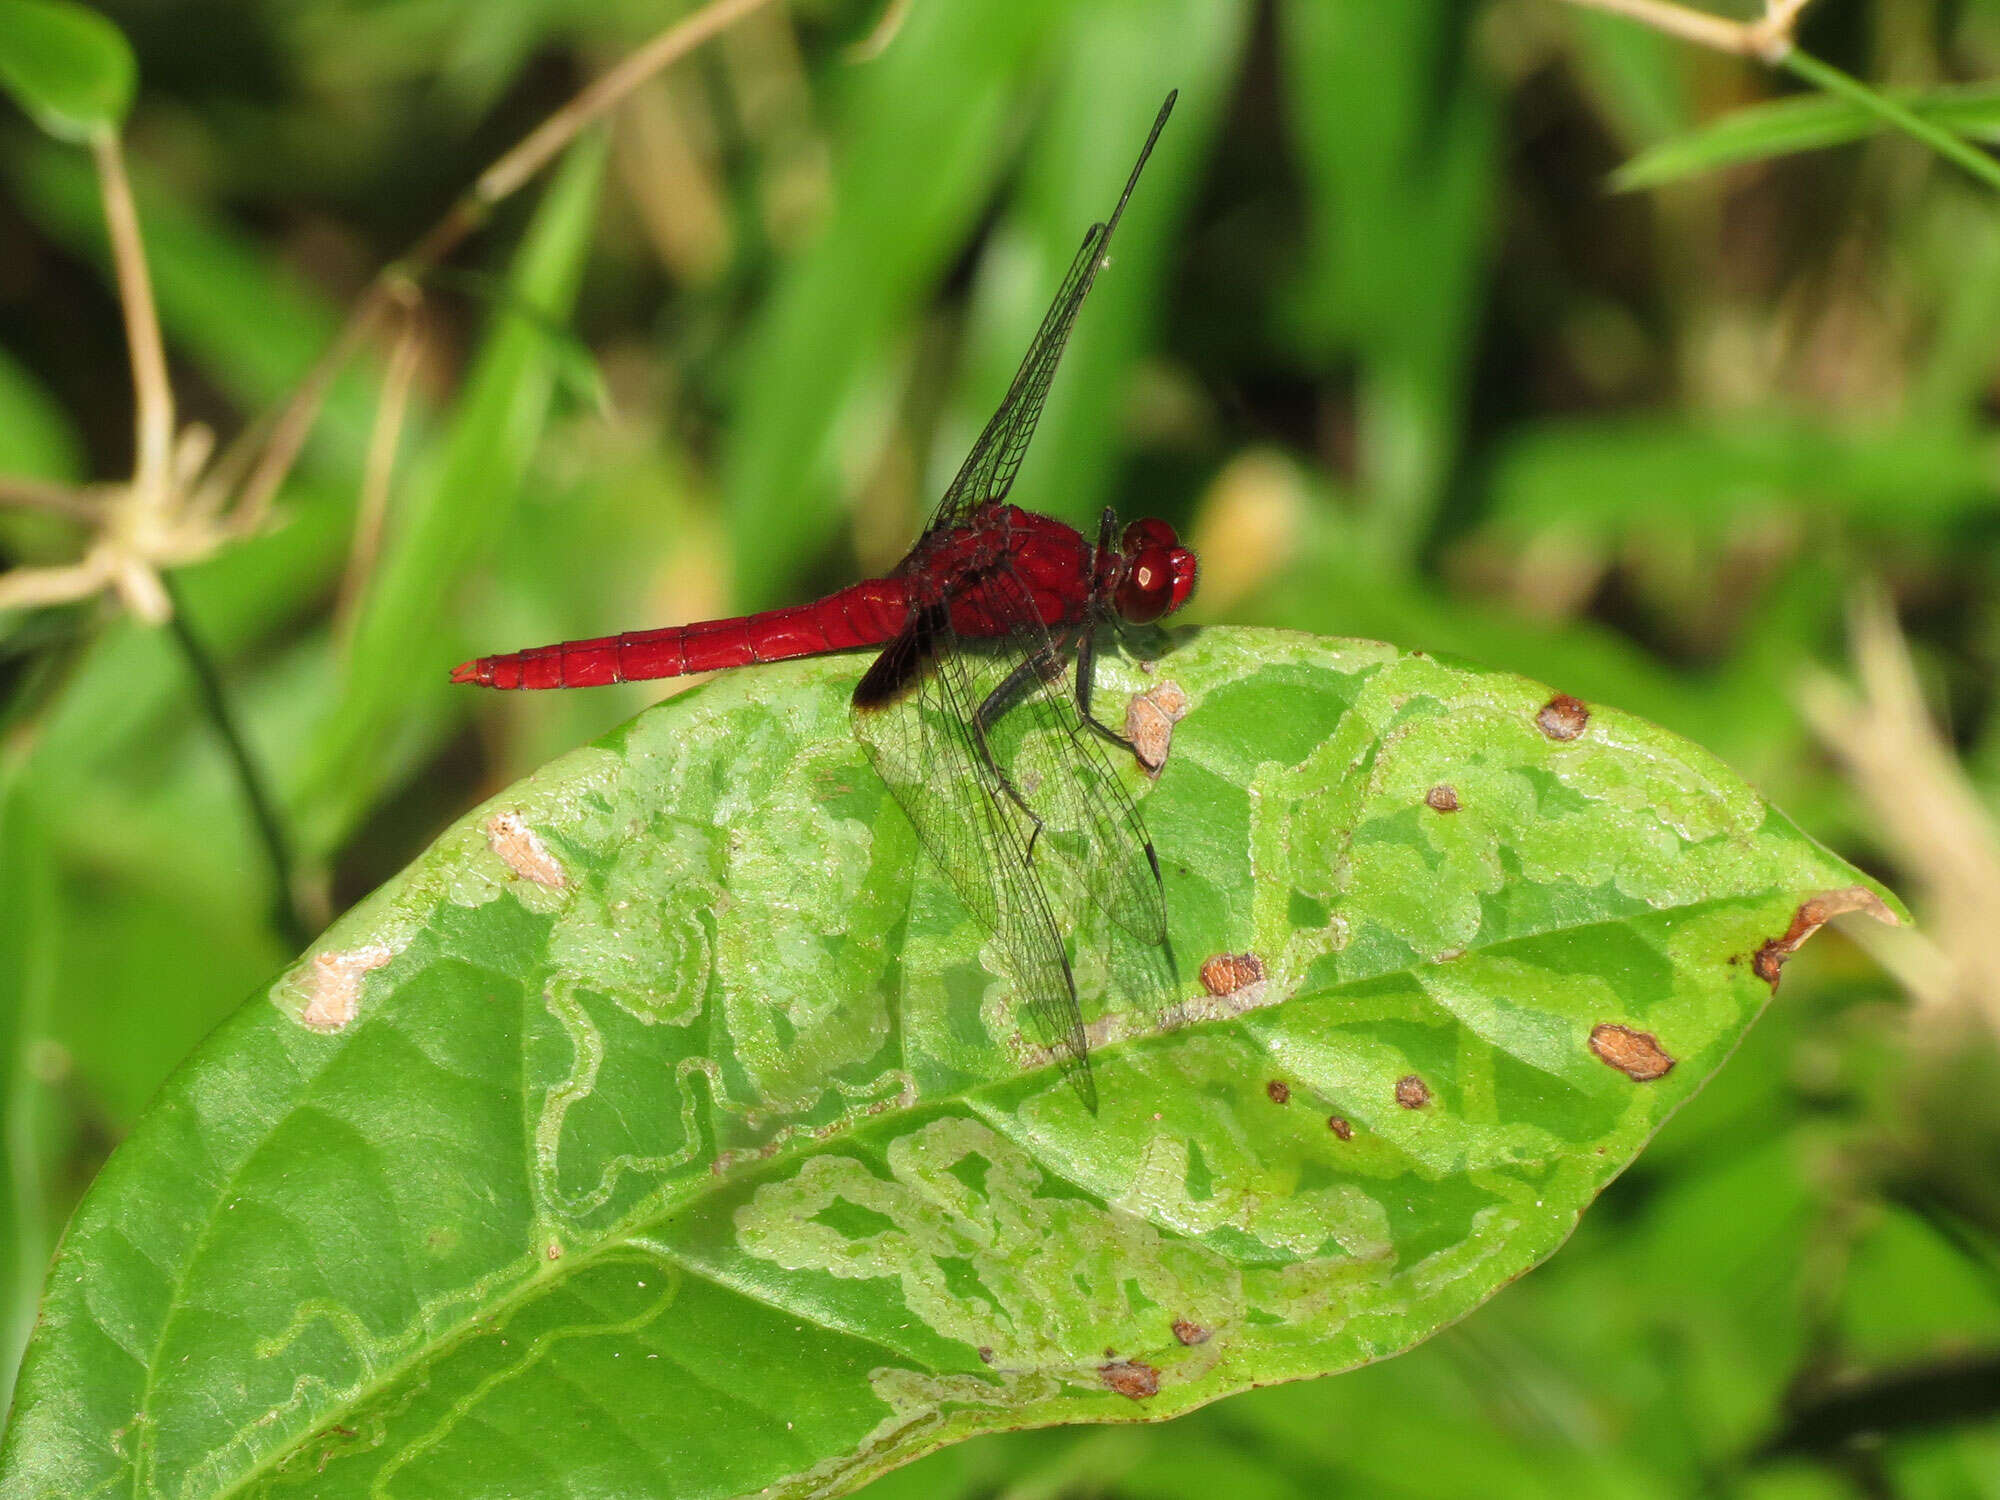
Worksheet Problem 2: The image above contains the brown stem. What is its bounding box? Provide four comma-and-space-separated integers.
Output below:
1554, 0, 1811, 61
336, 298, 426, 630
90, 133, 177, 518
228, 0, 782, 533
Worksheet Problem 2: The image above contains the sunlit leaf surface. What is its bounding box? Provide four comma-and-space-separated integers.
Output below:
0, 627, 1893, 1498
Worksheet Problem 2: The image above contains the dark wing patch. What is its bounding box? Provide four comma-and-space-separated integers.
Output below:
852, 615, 930, 710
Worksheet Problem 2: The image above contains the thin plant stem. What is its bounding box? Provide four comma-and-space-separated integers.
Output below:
89, 133, 175, 521
1783, 48, 2000, 194
1557, 0, 1770, 56
336, 298, 425, 633
228, 0, 781, 532
159, 572, 313, 952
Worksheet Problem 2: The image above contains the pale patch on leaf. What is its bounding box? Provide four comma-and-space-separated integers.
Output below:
1126, 679, 1188, 773
485, 811, 567, 888
297, 944, 395, 1031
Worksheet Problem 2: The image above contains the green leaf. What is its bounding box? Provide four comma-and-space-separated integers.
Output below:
0, 0, 134, 143
1611, 81, 2000, 192
0, 627, 1896, 1497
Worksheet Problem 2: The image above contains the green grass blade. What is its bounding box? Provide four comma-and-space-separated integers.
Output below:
1781, 50, 2000, 194
1613, 76, 2000, 192
1277, 0, 1497, 566
0, 775, 59, 1424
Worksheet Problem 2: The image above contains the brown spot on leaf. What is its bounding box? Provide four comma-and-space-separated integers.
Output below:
1425, 784, 1460, 812
301, 944, 395, 1031
1327, 1116, 1354, 1140
1172, 1319, 1211, 1346
1266, 1079, 1290, 1105
487, 811, 567, 888
1395, 1075, 1432, 1109
1751, 886, 1897, 992
1588, 1023, 1675, 1082
1750, 945, 1783, 987
977, 1346, 994, 1365
1537, 693, 1589, 741
1100, 1359, 1160, 1400
1125, 680, 1189, 774
1200, 950, 1266, 995
546, 1240, 564, 1262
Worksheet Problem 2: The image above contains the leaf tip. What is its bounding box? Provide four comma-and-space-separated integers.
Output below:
1751, 886, 1900, 992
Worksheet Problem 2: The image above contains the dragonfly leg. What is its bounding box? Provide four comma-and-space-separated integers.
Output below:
973, 647, 1062, 860
1073, 625, 1139, 752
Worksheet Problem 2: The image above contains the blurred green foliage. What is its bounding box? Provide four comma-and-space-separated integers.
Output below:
1, 0, 1997, 1493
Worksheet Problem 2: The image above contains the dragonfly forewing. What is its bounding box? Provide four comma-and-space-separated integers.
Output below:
852, 609, 1097, 1109
925, 92, 1175, 536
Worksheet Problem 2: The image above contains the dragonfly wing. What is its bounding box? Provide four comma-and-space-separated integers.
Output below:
927, 92, 1175, 534
970, 564, 1171, 954
852, 608, 1096, 1109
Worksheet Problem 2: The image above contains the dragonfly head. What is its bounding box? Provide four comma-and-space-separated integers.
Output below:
1112, 517, 1198, 624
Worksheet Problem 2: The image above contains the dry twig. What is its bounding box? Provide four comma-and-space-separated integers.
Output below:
1554, 0, 1812, 62
0, 0, 784, 627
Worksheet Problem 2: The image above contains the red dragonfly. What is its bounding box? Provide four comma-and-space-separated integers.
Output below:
454, 93, 1195, 1108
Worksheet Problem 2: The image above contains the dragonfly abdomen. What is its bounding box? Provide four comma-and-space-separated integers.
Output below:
451, 580, 911, 689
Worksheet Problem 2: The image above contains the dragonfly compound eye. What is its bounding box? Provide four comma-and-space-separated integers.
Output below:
1117, 544, 1198, 623
1122, 517, 1178, 552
